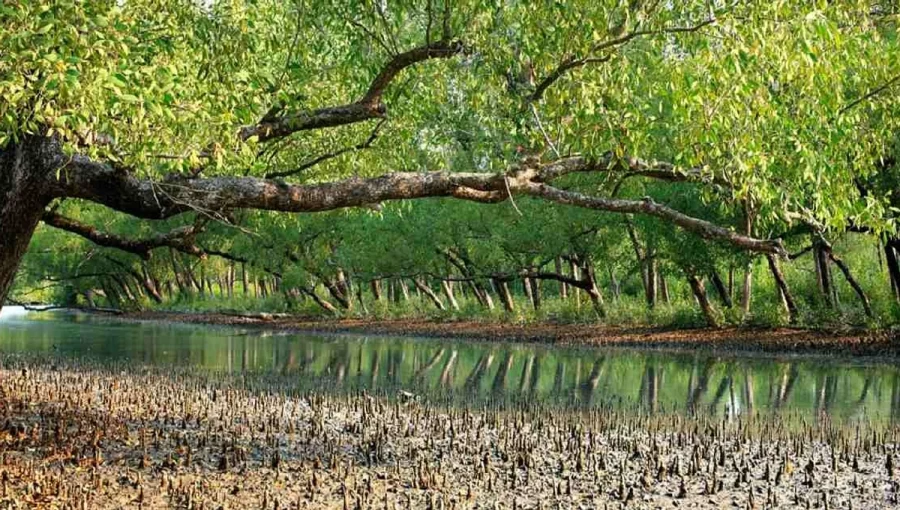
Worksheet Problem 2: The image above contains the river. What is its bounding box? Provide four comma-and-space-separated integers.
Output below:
1, 306, 898, 423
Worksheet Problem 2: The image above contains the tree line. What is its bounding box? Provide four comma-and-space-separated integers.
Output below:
3, 1, 900, 328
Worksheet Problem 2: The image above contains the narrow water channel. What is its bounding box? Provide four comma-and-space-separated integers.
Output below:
2, 307, 898, 423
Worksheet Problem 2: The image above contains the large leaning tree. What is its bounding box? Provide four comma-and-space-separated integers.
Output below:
1, 0, 898, 309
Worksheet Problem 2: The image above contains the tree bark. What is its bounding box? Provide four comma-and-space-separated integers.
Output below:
0, 137, 57, 307
441, 280, 460, 311
766, 254, 798, 323
686, 271, 719, 328
2, 135, 788, 307
740, 261, 753, 317
413, 278, 446, 310
646, 255, 658, 307
582, 257, 607, 319
813, 241, 834, 308
370, 279, 383, 301
885, 240, 900, 305
709, 270, 733, 308
556, 257, 568, 299
495, 278, 516, 312
827, 250, 873, 318
657, 272, 670, 305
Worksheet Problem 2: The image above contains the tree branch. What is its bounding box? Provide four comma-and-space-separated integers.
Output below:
41, 211, 203, 259
529, 18, 716, 103
51, 150, 784, 256
264, 119, 386, 179
238, 40, 463, 143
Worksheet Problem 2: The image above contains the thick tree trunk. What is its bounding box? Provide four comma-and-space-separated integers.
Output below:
766, 254, 798, 323
0, 138, 57, 309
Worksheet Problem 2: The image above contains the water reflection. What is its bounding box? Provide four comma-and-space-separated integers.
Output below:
1, 308, 898, 423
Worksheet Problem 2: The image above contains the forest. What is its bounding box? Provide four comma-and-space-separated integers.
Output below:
4, 0, 900, 331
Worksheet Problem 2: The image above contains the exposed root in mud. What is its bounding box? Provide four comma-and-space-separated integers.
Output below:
1, 356, 898, 509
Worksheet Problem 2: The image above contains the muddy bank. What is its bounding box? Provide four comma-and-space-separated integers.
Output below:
119, 311, 900, 358
1, 357, 898, 509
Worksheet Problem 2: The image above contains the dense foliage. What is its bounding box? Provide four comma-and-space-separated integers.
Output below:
4, 1, 900, 328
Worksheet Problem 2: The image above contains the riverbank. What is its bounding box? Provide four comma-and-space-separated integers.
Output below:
120, 310, 900, 358
1, 357, 897, 509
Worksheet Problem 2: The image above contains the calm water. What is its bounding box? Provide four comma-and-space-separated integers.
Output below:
1, 307, 899, 422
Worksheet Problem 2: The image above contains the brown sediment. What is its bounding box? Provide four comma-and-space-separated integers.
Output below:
119, 311, 900, 358
1, 358, 898, 509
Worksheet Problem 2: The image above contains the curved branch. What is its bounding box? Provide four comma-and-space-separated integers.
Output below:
529, 18, 716, 103
52, 151, 784, 256
264, 119, 386, 179
239, 40, 463, 143
520, 182, 786, 256
41, 211, 203, 259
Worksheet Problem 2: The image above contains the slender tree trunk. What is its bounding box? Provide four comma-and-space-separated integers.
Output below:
709, 270, 733, 308
582, 258, 607, 319
740, 261, 753, 316
885, 240, 900, 305
646, 255, 658, 307
813, 241, 834, 308
608, 267, 620, 301
478, 282, 495, 310
523, 277, 534, 308
727, 265, 735, 304
370, 279, 383, 301
441, 280, 460, 311
626, 219, 651, 304
398, 279, 411, 302
570, 260, 582, 309
324, 278, 352, 310
356, 286, 368, 314
828, 250, 873, 317
556, 257, 568, 299
413, 278, 446, 310
528, 271, 541, 311
83, 290, 97, 308
241, 263, 249, 297
496, 278, 516, 312
686, 271, 719, 328
766, 254, 798, 322
657, 272, 670, 305
302, 288, 339, 315
226, 263, 235, 298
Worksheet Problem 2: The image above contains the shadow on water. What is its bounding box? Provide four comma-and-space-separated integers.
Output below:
2, 307, 899, 424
